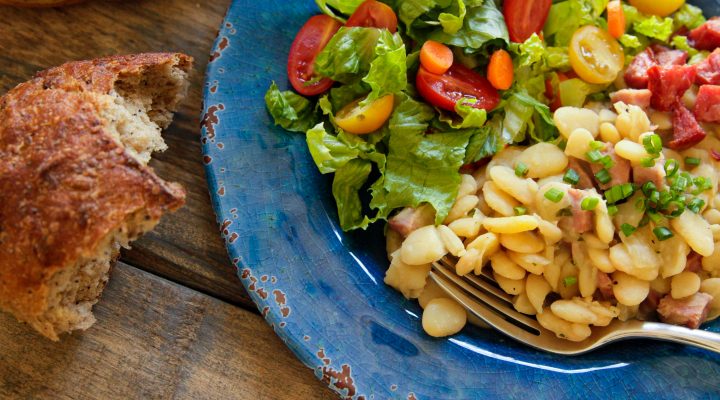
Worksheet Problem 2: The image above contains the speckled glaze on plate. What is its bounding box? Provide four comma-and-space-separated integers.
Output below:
201, 1, 720, 398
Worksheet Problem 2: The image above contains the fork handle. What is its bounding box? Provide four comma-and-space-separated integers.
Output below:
627, 322, 720, 354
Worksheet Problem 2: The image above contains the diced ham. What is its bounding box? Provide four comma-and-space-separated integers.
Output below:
694, 85, 720, 123
638, 290, 662, 320
695, 49, 720, 85
657, 292, 713, 329
596, 271, 614, 301
651, 44, 688, 67
669, 102, 707, 150
685, 251, 703, 273
633, 154, 666, 189
625, 48, 657, 89
648, 64, 697, 112
610, 89, 652, 109
589, 145, 631, 190
567, 157, 595, 190
566, 188, 593, 234
625, 46, 690, 89
388, 205, 435, 237
689, 18, 720, 51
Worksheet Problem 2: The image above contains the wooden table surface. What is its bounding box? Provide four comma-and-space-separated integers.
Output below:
0, 1, 336, 398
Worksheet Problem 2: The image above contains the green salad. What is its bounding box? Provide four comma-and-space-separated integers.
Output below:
265, 0, 709, 231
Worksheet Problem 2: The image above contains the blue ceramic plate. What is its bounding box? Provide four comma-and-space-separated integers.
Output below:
202, 2, 720, 398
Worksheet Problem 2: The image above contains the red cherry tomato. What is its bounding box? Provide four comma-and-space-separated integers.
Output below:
503, 0, 552, 43
287, 15, 342, 96
346, 0, 398, 32
416, 63, 500, 112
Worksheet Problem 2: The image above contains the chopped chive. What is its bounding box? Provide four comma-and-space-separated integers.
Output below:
515, 162, 529, 177
586, 149, 604, 163
563, 169, 580, 185
605, 183, 634, 204
649, 190, 660, 205
590, 140, 605, 150
641, 182, 657, 196
664, 159, 680, 178
692, 176, 713, 194
514, 206, 528, 216
643, 134, 662, 154
635, 197, 647, 211
640, 157, 656, 168
658, 191, 673, 209
600, 155, 614, 169
671, 175, 689, 191
647, 211, 663, 223
621, 223, 637, 236
638, 214, 650, 227
688, 198, 705, 214
545, 188, 564, 203
685, 157, 701, 167
607, 205, 619, 216
563, 276, 578, 287
668, 200, 686, 218
595, 169, 611, 184
581, 197, 599, 211
653, 226, 674, 241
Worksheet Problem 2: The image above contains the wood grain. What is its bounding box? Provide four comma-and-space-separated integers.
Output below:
0, 262, 336, 399
0, 0, 254, 308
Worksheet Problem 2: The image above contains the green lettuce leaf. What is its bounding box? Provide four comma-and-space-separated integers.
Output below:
673, 4, 706, 30
315, 0, 364, 19
545, 0, 608, 47
329, 81, 371, 111
672, 35, 700, 58
265, 82, 319, 132
306, 122, 361, 174
362, 31, 408, 103
464, 122, 502, 164
500, 91, 557, 144
314, 27, 383, 83
429, 0, 509, 53
633, 15, 674, 42
439, 98, 488, 129
372, 127, 474, 224
559, 78, 606, 107
332, 159, 374, 230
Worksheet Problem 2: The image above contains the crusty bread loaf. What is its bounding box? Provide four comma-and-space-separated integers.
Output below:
0, 53, 192, 340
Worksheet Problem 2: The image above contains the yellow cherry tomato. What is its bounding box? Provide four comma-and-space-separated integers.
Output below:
335, 94, 394, 134
629, 0, 685, 17
569, 25, 625, 85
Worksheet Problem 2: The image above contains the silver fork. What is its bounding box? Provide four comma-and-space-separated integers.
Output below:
431, 258, 720, 355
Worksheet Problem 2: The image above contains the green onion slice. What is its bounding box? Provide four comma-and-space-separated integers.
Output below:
621, 223, 637, 237
581, 197, 599, 211
653, 226, 674, 241
563, 169, 580, 185
515, 162, 529, 177
544, 188, 564, 203
664, 159, 680, 178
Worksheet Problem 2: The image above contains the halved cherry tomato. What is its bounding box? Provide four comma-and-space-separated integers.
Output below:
287, 15, 342, 96
628, 0, 685, 17
503, 0, 552, 43
346, 0, 398, 32
416, 63, 500, 112
420, 40, 454, 75
569, 25, 624, 84
335, 94, 395, 134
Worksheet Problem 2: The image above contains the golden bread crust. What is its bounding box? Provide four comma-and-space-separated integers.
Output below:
0, 53, 190, 322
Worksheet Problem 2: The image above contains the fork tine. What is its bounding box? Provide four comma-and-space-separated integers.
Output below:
429, 271, 547, 345
436, 258, 513, 305
432, 262, 542, 332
